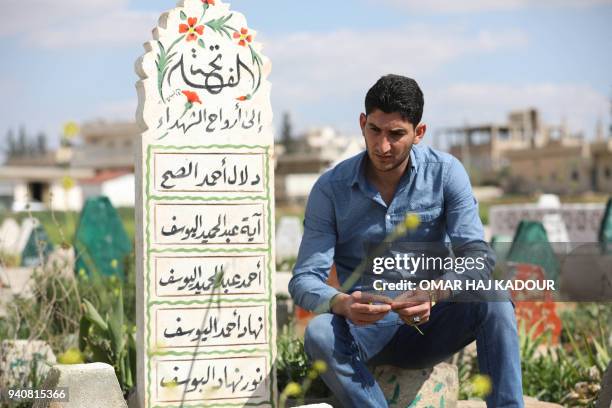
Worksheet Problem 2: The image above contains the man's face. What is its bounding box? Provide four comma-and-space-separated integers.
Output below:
360, 109, 426, 173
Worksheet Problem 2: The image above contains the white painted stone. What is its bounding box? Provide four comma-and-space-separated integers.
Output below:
44, 246, 75, 279
372, 363, 458, 407
489, 203, 605, 242
542, 213, 569, 243
458, 397, 563, 407
0, 266, 34, 297
33, 362, 127, 408
276, 216, 302, 263
275, 271, 292, 296
291, 405, 333, 408
0, 218, 21, 254
134, 1, 276, 407
537, 194, 561, 208
0, 340, 56, 390
14, 218, 39, 255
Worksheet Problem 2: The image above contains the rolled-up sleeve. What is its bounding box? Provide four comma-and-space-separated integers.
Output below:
442, 157, 495, 284
288, 175, 340, 313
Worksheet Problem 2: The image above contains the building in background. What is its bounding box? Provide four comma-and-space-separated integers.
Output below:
0, 120, 137, 211
442, 108, 612, 194
275, 127, 364, 204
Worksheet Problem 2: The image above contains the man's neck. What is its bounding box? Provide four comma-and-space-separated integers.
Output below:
365, 155, 410, 204
366, 156, 410, 188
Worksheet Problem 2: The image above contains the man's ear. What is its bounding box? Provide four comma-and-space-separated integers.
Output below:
359, 113, 367, 135
413, 123, 426, 144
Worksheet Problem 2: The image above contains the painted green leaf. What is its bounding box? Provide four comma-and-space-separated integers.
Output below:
198, 38, 206, 49
434, 382, 444, 393
180, 10, 187, 20
407, 394, 421, 408
439, 396, 445, 408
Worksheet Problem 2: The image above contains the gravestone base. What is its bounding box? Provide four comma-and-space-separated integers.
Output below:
458, 396, 563, 407
373, 363, 458, 407
33, 363, 127, 408
0, 340, 56, 389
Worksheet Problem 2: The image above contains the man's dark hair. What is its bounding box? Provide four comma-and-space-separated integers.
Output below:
365, 74, 424, 126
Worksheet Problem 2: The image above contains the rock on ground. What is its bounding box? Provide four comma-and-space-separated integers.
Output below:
373, 362, 458, 407
33, 363, 127, 408
291, 405, 333, 408
0, 340, 56, 389
597, 361, 612, 408
458, 396, 563, 407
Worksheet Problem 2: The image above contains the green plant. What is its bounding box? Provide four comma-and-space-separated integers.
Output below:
276, 325, 330, 401
78, 294, 136, 395
519, 306, 610, 406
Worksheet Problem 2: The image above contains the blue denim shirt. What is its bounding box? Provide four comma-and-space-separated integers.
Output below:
288, 144, 494, 312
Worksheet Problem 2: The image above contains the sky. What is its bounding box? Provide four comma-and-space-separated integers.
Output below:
0, 0, 611, 151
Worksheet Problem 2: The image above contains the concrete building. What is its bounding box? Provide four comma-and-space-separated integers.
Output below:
591, 139, 612, 193
0, 120, 137, 211
442, 108, 569, 185
503, 138, 593, 194
441, 107, 612, 194
275, 127, 364, 204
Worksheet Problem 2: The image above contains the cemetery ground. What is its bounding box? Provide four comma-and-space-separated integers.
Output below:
0, 198, 610, 407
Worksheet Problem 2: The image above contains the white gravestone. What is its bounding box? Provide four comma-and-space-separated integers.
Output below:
537, 194, 561, 209
275, 216, 302, 265
14, 218, 38, 255
489, 203, 605, 242
541, 213, 569, 243
135, 1, 276, 407
0, 218, 21, 255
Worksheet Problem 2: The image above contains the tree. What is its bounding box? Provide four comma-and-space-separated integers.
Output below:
37, 132, 47, 154
5, 129, 16, 155
281, 111, 294, 153
18, 126, 27, 155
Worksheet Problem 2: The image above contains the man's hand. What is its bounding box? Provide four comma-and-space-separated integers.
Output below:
331, 291, 392, 326
390, 289, 432, 326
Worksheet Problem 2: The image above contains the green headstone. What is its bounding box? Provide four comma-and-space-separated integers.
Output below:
599, 198, 612, 253
490, 234, 513, 263
21, 223, 52, 267
506, 220, 559, 283
74, 196, 132, 278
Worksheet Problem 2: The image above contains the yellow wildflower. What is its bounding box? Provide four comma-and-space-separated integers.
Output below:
282, 382, 302, 397
404, 213, 420, 230
57, 348, 84, 364
110, 259, 118, 269
61, 176, 75, 191
471, 374, 492, 397
312, 360, 327, 374
63, 121, 79, 138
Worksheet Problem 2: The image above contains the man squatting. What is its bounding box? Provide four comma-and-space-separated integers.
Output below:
289, 75, 523, 407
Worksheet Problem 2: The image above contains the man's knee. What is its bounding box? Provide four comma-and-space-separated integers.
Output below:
304, 313, 336, 357
478, 301, 517, 328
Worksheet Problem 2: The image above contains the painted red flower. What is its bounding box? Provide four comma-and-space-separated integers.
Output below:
182, 90, 202, 104
233, 27, 253, 47
179, 17, 204, 41
201, 0, 215, 4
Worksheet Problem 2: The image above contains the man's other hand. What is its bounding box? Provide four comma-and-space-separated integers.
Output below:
390, 289, 431, 326
331, 291, 392, 326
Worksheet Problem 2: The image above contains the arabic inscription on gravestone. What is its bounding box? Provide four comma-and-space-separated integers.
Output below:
135, 1, 276, 406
